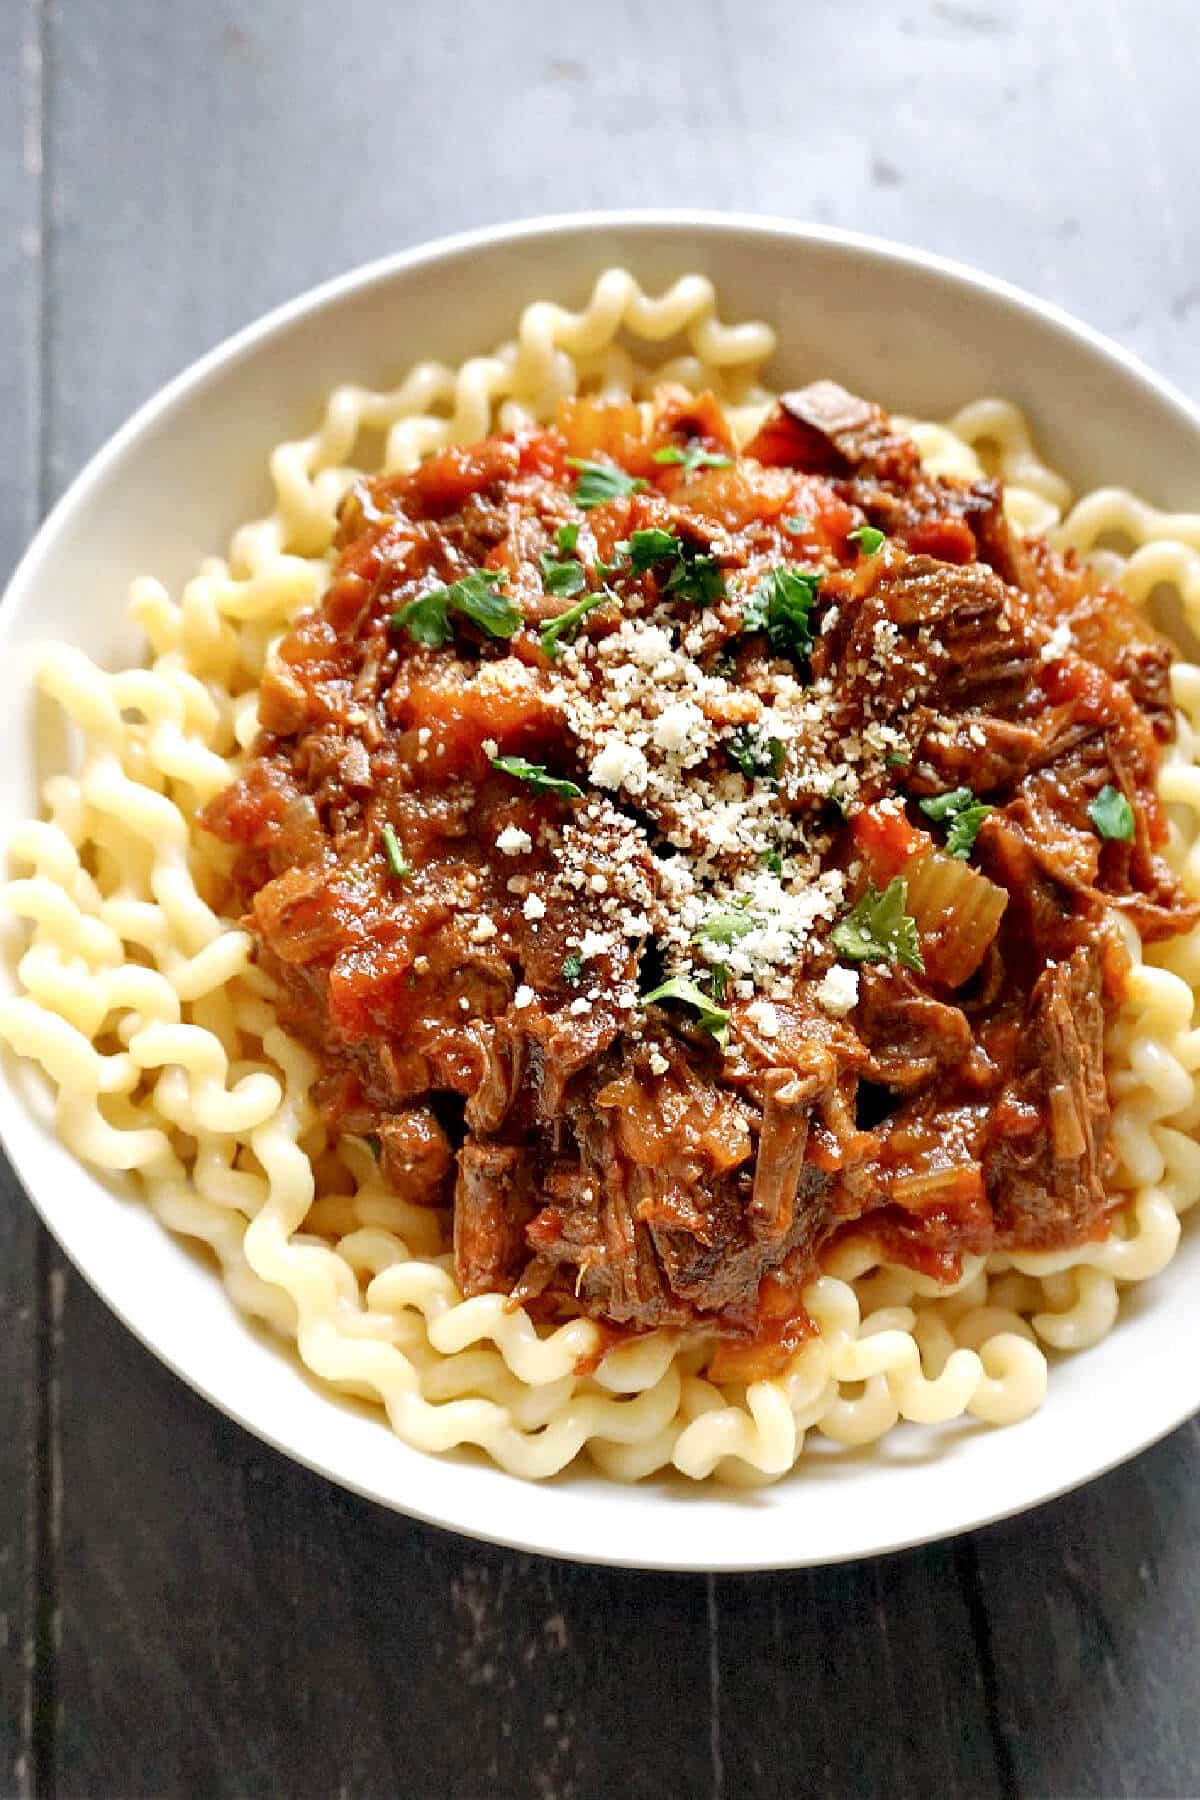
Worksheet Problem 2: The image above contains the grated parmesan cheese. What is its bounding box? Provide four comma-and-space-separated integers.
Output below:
815, 964, 860, 1017
496, 825, 533, 855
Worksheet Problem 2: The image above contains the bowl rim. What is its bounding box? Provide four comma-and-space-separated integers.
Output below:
4, 208, 1200, 1569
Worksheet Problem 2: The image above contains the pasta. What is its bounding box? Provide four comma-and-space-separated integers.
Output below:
4, 268, 1200, 1486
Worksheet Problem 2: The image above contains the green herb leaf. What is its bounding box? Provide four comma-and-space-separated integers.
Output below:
919, 787, 993, 859
762, 847, 784, 874
621, 527, 725, 606
626, 527, 683, 573
919, 787, 974, 823
783, 515, 809, 535
693, 910, 755, 947
566, 457, 648, 510
743, 567, 821, 668
561, 952, 583, 984
944, 804, 994, 860
388, 588, 453, 648
652, 444, 734, 476
664, 551, 724, 607
642, 974, 730, 1047
390, 568, 520, 646
380, 822, 411, 879
884, 748, 911, 769
540, 589, 611, 659
490, 755, 583, 799
452, 571, 521, 637
555, 522, 580, 554
538, 551, 587, 599
1089, 784, 1135, 842
848, 524, 886, 556
726, 728, 786, 783
831, 878, 924, 973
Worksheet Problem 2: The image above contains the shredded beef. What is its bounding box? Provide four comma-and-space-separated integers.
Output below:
984, 947, 1112, 1246
201, 378, 1197, 1370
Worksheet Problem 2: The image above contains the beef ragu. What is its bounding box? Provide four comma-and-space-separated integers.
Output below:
202, 379, 1197, 1378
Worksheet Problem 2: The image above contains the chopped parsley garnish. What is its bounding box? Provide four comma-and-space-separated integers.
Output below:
831, 878, 924, 973
623, 528, 724, 606
380, 823, 411, 879
743, 567, 821, 668
390, 568, 520, 647
652, 444, 734, 476
944, 804, 994, 860
626, 528, 682, 573
919, 787, 994, 859
538, 551, 587, 599
555, 522, 580, 554
783, 515, 809, 535
726, 728, 786, 783
1089, 784, 1135, 842
665, 550, 724, 606
693, 910, 755, 947
566, 457, 648, 510
490, 755, 583, 799
642, 974, 730, 1048
540, 589, 611, 659
918, 787, 973, 822
561, 952, 583, 984
848, 524, 887, 556
884, 748, 911, 768
762, 847, 784, 874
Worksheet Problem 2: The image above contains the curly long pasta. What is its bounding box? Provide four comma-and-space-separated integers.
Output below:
4, 269, 1199, 1483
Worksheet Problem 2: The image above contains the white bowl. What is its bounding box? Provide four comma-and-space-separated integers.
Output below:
4, 211, 1199, 1569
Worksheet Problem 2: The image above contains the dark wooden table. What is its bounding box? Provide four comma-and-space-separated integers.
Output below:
4, 2, 1200, 1794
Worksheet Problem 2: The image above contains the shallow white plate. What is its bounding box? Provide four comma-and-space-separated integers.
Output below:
3, 212, 1199, 1569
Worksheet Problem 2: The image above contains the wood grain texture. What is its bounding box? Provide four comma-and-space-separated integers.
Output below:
12, 0, 1200, 1794
0, 4, 47, 1796
972, 1421, 1200, 1799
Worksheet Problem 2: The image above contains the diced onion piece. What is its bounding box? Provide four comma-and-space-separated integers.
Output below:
557, 397, 644, 459
889, 1163, 985, 1212
904, 848, 1007, 988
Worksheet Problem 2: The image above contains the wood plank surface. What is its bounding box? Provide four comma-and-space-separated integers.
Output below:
0, 4, 48, 1796
4, 0, 1198, 1794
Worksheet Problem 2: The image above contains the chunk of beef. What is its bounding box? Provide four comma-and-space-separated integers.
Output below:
455, 1142, 538, 1293
978, 714, 1198, 954
909, 712, 1045, 794
1118, 641, 1175, 742
257, 654, 312, 737
749, 1062, 825, 1241
855, 967, 973, 1092
464, 1017, 530, 1133
492, 1036, 868, 1331
750, 378, 1032, 583
1022, 538, 1178, 740
834, 555, 1043, 722
251, 860, 345, 965
845, 471, 1031, 576
984, 946, 1111, 1247
377, 1106, 454, 1207
745, 381, 919, 483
